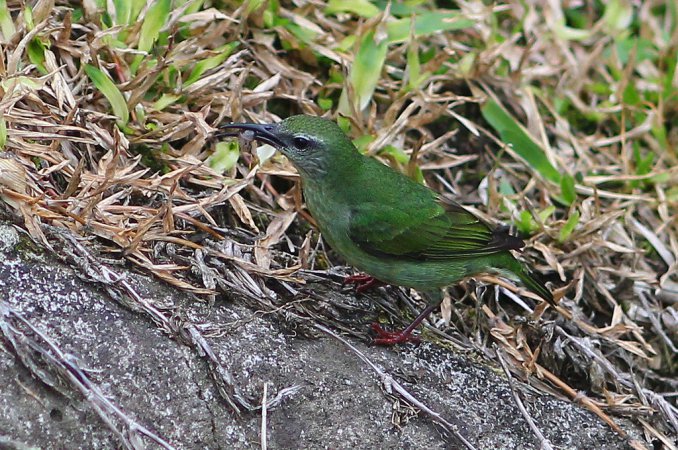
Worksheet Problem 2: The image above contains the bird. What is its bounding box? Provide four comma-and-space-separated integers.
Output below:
217, 115, 555, 345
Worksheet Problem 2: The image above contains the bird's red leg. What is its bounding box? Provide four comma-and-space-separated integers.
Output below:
343, 274, 384, 294
371, 303, 440, 345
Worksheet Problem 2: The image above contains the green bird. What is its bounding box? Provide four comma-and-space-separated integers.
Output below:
218, 115, 554, 344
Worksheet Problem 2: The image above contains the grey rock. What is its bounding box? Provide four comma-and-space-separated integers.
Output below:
0, 222, 634, 449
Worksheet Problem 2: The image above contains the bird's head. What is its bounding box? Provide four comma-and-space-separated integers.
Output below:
217, 115, 358, 179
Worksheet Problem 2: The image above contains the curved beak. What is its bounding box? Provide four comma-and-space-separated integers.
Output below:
216, 123, 284, 148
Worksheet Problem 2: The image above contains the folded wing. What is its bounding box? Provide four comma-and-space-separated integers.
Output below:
348, 198, 524, 260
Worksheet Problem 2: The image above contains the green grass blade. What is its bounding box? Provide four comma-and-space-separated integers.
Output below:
516, 210, 538, 235
325, 0, 380, 18
84, 64, 129, 125
406, 40, 421, 90
0, 114, 6, 149
23, 5, 33, 29
245, 0, 266, 15
560, 174, 577, 205
559, 210, 580, 243
130, 0, 144, 23
113, 0, 132, 25
386, 12, 473, 44
338, 30, 388, 114
481, 98, 561, 183
138, 0, 170, 53
208, 141, 240, 173
27, 39, 48, 74
152, 93, 182, 111
602, 0, 633, 32
185, 42, 239, 87
0, 0, 15, 40
130, 0, 170, 73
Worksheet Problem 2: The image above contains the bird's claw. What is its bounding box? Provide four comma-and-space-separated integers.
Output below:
343, 274, 383, 294
370, 323, 421, 346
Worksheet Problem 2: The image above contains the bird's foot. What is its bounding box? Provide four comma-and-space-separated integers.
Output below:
370, 323, 421, 346
343, 274, 384, 294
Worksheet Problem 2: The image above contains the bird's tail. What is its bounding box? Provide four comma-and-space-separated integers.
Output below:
497, 253, 555, 306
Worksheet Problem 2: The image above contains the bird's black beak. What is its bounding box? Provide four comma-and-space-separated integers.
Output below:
216, 123, 284, 148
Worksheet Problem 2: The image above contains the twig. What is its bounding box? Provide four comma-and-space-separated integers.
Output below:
637, 289, 677, 354
495, 346, 554, 450
314, 324, 477, 450
261, 382, 268, 450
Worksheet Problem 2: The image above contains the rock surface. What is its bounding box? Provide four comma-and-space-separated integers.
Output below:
0, 222, 634, 449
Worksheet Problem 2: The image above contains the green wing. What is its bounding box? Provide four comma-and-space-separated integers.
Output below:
348, 198, 523, 260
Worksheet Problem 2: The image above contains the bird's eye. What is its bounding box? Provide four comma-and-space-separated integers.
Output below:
293, 136, 310, 150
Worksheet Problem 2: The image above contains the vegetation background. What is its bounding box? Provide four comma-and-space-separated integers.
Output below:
0, 0, 675, 447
